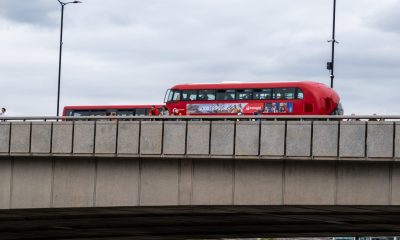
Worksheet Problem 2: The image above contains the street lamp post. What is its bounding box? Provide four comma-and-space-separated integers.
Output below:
327, 0, 338, 88
57, 0, 82, 117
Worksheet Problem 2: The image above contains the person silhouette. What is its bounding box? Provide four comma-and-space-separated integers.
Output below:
0, 108, 6, 116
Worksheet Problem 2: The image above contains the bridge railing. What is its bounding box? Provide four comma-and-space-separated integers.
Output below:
0, 115, 400, 122
0, 115, 399, 160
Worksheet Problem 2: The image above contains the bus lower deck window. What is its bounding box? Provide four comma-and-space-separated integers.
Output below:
91, 110, 107, 116
73, 110, 90, 116
117, 110, 135, 116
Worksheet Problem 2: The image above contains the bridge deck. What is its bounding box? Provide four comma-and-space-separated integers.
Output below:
1, 117, 399, 239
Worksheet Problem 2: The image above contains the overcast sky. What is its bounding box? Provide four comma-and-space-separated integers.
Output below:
0, 0, 399, 116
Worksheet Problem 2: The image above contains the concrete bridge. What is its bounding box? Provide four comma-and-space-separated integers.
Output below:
0, 116, 400, 239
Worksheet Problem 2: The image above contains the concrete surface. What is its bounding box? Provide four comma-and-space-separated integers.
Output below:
140, 159, 179, 206
117, 121, 139, 155
192, 160, 234, 205
235, 122, 259, 156
210, 122, 235, 155
73, 122, 95, 154
260, 121, 285, 156
336, 162, 390, 205
0, 123, 10, 153
187, 121, 210, 155
95, 122, 117, 154
0, 156, 397, 209
95, 158, 139, 206
0, 119, 400, 239
11, 157, 52, 208
339, 122, 366, 158
391, 164, 400, 204
367, 122, 394, 158
10, 122, 30, 153
313, 121, 339, 157
52, 158, 96, 208
31, 122, 52, 153
178, 159, 193, 205
163, 121, 186, 155
0, 121, 398, 161
140, 121, 162, 155
52, 122, 73, 154
0, 157, 11, 208
286, 121, 312, 157
284, 161, 336, 205
234, 160, 283, 205
0, 155, 400, 239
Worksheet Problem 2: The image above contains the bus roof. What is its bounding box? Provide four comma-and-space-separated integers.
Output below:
63, 105, 164, 111
169, 81, 327, 90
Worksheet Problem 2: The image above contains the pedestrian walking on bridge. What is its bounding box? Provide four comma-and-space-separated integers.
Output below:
0, 108, 6, 116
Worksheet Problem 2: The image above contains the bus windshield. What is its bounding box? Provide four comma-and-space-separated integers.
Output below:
166, 90, 180, 102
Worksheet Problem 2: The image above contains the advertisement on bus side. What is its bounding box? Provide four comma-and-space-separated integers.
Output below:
186, 102, 293, 114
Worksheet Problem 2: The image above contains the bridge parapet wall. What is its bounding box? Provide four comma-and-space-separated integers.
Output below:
0, 157, 399, 209
0, 120, 399, 161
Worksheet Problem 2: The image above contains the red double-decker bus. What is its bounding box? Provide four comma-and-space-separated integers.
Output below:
63, 105, 164, 117
164, 81, 343, 115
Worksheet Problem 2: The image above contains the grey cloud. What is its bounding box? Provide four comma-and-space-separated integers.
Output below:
365, 2, 400, 34
0, 0, 58, 26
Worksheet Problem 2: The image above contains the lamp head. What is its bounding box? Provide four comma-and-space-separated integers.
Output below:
58, 0, 82, 5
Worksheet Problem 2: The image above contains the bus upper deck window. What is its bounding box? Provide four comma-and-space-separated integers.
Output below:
274, 88, 295, 100
236, 89, 252, 100
198, 90, 215, 100
296, 88, 304, 99
253, 89, 272, 100
216, 89, 235, 100
172, 90, 181, 101
182, 90, 198, 101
